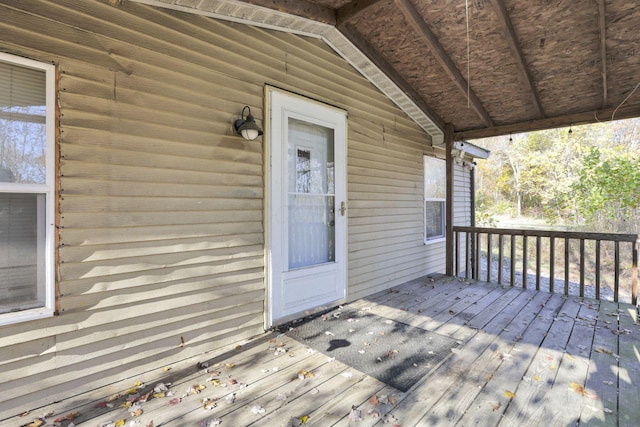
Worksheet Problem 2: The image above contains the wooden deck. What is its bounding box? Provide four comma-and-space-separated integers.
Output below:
10, 276, 640, 427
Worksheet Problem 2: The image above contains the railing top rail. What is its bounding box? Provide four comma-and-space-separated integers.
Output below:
453, 226, 638, 243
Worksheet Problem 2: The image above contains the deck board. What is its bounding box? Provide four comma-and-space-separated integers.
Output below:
6, 276, 639, 427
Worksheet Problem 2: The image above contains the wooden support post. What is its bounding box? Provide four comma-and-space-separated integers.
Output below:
445, 123, 454, 276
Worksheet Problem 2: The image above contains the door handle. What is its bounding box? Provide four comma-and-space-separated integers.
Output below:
339, 201, 347, 216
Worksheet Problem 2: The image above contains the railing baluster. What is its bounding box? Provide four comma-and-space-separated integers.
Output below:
614, 240, 620, 302
510, 235, 516, 287
536, 236, 541, 291
633, 238, 638, 306
522, 235, 528, 289
549, 236, 555, 293
487, 233, 492, 283
564, 237, 570, 297
474, 232, 481, 281
595, 240, 601, 300
498, 234, 504, 285
579, 239, 585, 298
465, 232, 471, 280
455, 231, 460, 277
450, 226, 638, 304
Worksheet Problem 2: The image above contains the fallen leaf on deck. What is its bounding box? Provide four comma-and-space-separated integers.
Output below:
226, 393, 236, 404
533, 375, 541, 382
20, 419, 44, 427
154, 383, 169, 393
225, 363, 235, 369
297, 370, 315, 380
130, 409, 143, 417
251, 405, 266, 415
120, 402, 132, 409
125, 387, 140, 395
138, 391, 153, 403
382, 413, 398, 423
153, 393, 166, 399
602, 380, 614, 386
504, 390, 516, 399
603, 408, 613, 414
168, 398, 181, 406
115, 420, 126, 427
565, 354, 576, 361
492, 402, 502, 411
370, 395, 379, 406
162, 366, 172, 372
348, 406, 363, 422
568, 383, 598, 399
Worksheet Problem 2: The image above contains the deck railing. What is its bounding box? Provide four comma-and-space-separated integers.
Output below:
452, 226, 639, 305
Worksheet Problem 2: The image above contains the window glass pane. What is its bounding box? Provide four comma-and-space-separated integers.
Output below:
425, 200, 444, 239
0, 193, 45, 314
288, 118, 335, 269
0, 61, 47, 184
424, 156, 446, 199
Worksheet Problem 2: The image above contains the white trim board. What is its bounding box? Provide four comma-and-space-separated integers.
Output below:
131, 0, 444, 144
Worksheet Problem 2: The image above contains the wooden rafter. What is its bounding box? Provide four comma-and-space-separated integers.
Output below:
336, 0, 382, 27
489, 0, 544, 118
394, 0, 493, 127
340, 23, 445, 131
454, 103, 640, 140
599, 0, 608, 108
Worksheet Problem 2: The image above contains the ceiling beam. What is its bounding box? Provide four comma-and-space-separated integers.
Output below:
395, 0, 493, 127
454, 103, 640, 140
336, 0, 383, 27
599, 0, 608, 108
237, 0, 335, 24
339, 23, 445, 131
489, 0, 544, 118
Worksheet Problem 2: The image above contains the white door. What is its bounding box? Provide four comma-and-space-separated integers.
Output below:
267, 88, 347, 326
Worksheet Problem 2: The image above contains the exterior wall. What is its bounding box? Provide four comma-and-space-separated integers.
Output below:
0, 0, 472, 419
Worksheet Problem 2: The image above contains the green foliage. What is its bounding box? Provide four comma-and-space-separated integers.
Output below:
569, 147, 640, 230
473, 118, 640, 233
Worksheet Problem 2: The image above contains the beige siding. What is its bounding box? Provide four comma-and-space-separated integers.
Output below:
0, 0, 473, 420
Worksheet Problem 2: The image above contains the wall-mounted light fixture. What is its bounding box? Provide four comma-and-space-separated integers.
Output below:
234, 106, 263, 141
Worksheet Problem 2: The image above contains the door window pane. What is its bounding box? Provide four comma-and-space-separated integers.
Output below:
288, 118, 335, 269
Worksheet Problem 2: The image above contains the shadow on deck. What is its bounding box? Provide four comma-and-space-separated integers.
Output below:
8, 275, 640, 426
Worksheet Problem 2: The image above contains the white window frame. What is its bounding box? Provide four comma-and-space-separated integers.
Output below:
424, 156, 446, 244
0, 53, 56, 326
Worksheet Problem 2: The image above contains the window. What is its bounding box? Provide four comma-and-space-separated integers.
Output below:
424, 156, 445, 243
0, 53, 55, 325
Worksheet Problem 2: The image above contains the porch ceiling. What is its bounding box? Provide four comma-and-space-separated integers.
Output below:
136, 0, 640, 141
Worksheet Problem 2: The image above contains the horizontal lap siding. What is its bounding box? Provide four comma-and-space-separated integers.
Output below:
0, 0, 449, 420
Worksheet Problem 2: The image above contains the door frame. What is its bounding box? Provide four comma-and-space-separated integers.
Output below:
264, 86, 348, 328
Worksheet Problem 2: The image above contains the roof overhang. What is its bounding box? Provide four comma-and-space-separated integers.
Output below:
132, 0, 445, 145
